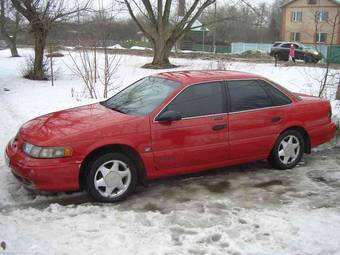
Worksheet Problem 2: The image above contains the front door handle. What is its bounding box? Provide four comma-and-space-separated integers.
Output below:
272, 116, 282, 123
212, 124, 226, 131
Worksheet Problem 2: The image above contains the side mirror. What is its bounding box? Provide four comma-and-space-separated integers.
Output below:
156, 110, 182, 122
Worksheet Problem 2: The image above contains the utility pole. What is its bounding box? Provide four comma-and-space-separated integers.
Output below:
77, 0, 80, 47
178, 0, 185, 17
176, 0, 185, 52
212, 1, 217, 54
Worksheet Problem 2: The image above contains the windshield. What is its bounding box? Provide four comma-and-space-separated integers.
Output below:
101, 77, 180, 116
299, 43, 306, 49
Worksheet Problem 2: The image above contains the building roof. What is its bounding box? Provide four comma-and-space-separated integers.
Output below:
156, 70, 262, 85
190, 20, 209, 32
281, 0, 340, 7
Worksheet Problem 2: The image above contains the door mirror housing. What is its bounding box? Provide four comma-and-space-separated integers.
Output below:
156, 110, 182, 122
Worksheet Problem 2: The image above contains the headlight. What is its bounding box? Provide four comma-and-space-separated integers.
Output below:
313, 51, 319, 55
22, 142, 73, 158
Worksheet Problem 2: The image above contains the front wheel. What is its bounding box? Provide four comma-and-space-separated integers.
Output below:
269, 130, 304, 170
85, 153, 138, 202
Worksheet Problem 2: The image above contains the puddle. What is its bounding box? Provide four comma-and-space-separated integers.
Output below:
254, 180, 284, 188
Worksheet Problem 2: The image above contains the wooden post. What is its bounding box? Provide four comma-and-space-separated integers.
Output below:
49, 44, 54, 86
50, 55, 54, 86
46, 49, 64, 87
275, 54, 278, 67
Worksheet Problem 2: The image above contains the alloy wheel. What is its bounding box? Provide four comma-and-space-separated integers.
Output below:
278, 135, 300, 165
94, 160, 132, 198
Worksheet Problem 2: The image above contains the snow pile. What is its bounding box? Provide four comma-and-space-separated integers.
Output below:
107, 44, 125, 50
63, 46, 75, 50
130, 46, 153, 51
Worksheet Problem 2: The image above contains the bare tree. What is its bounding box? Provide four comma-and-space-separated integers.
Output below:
10, 0, 89, 80
318, 13, 339, 98
68, 48, 97, 99
0, 0, 21, 57
67, 47, 121, 99
122, 0, 216, 68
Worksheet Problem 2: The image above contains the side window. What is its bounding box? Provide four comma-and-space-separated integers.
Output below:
228, 80, 272, 112
281, 44, 291, 48
164, 82, 224, 118
259, 80, 292, 106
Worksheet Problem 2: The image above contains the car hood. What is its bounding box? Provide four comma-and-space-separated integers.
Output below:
20, 103, 146, 146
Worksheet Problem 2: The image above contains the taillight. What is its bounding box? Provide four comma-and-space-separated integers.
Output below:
328, 104, 332, 119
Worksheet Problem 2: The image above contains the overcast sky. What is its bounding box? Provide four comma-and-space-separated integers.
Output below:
226, 0, 275, 6
96, 0, 277, 20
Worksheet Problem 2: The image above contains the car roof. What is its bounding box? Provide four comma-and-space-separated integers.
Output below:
275, 41, 302, 45
156, 70, 263, 85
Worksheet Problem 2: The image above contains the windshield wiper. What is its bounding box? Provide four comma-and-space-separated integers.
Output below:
109, 106, 126, 114
100, 101, 126, 114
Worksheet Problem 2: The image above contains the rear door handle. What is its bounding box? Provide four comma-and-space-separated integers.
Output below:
212, 124, 226, 131
272, 116, 282, 123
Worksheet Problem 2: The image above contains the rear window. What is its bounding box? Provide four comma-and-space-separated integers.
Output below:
227, 80, 273, 112
259, 80, 292, 106
281, 44, 291, 48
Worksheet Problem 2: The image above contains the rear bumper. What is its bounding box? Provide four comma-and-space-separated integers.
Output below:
5, 139, 80, 192
309, 122, 336, 148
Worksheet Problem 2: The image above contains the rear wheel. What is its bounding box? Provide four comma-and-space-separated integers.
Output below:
85, 153, 138, 202
274, 53, 282, 61
269, 130, 304, 170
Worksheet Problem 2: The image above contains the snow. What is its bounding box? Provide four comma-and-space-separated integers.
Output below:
130, 46, 153, 51
1, 48, 340, 255
63, 46, 75, 50
107, 44, 125, 50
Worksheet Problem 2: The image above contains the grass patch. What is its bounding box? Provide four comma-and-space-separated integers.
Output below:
142, 63, 178, 69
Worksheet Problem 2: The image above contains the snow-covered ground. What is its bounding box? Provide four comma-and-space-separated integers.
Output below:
0, 48, 340, 255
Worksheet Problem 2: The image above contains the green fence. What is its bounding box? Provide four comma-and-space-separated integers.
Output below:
192, 44, 231, 53
327, 46, 340, 64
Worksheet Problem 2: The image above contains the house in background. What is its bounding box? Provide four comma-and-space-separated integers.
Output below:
281, 0, 340, 44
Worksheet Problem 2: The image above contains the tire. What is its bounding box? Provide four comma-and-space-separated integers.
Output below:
269, 130, 304, 170
85, 152, 138, 202
274, 53, 282, 61
311, 58, 319, 64
304, 55, 311, 63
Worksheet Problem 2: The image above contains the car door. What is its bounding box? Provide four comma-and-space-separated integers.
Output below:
226, 79, 290, 161
280, 43, 291, 59
294, 43, 304, 60
151, 81, 229, 172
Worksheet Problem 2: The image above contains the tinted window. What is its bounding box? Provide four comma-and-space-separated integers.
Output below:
164, 82, 224, 118
102, 77, 180, 116
228, 80, 272, 112
259, 80, 292, 106
281, 44, 291, 48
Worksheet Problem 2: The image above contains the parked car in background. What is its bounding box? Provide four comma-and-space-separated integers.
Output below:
270, 41, 323, 63
6, 71, 336, 202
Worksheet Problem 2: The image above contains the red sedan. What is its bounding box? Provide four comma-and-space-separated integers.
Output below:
5, 71, 336, 202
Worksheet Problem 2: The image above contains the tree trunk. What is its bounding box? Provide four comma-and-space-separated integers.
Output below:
32, 29, 47, 80
336, 84, 340, 100
0, 0, 19, 57
149, 39, 174, 68
8, 39, 19, 57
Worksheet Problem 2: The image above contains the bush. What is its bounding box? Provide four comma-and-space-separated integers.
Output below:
22, 55, 49, 80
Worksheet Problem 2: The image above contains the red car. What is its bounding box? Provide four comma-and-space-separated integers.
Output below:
5, 71, 336, 202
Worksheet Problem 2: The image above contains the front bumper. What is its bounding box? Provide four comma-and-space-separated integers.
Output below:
5, 136, 81, 192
